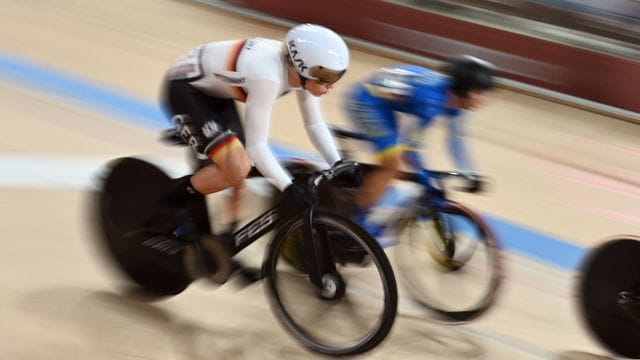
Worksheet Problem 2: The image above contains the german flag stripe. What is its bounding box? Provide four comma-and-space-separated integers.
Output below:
226, 39, 248, 102
207, 135, 242, 161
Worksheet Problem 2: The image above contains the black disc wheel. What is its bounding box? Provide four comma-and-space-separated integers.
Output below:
578, 236, 640, 359
93, 157, 207, 296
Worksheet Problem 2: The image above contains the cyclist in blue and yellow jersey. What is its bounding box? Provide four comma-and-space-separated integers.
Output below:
344, 56, 495, 231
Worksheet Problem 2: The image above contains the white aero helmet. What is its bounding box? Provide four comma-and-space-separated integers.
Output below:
285, 24, 350, 85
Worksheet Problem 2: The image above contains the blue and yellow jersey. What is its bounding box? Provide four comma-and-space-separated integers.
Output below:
346, 64, 473, 172
359, 64, 459, 126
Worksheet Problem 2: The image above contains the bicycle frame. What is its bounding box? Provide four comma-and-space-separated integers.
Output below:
225, 205, 329, 286
224, 166, 361, 289
331, 126, 478, 242
231, 206, 281, 254
160, 127, 353, 288
334, 162, 467, 242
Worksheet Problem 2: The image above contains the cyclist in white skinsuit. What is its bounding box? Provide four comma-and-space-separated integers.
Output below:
168, 36, 343, 190
153, 24, 353, 265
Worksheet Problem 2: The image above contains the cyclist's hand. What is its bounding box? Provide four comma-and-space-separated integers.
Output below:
281, 183, 312, 216
464, 172, 486, 193
333, 159, 363, 187
425, 186, 447, 209
426, 185, 445, 198
425, 188, 447, 209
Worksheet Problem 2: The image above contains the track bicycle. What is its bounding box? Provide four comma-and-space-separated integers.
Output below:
91, 138, 398, 356
301, 125, 504, 322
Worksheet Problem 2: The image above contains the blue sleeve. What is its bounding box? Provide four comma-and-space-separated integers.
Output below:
446, 112, 474, 173
404, 118, 439, 189
403, 81, 447, 189
404, 146, 434, 188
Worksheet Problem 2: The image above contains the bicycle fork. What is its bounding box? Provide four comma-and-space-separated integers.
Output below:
301, 207, 343, 299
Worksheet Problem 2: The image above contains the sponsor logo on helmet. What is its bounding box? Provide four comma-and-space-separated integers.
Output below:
287, 40, 308, 73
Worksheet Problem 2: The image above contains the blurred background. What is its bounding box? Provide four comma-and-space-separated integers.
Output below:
401, 0, 640, 51
0, 0, 639, 359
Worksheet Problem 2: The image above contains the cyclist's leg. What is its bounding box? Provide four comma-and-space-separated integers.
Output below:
227, 186, 247, 225
321, 88, 400, 258
187, 89, 249, 193
356, 149, 404, 210
159, 81, 249, 281
345, 89, 401, 216
154, 81, 251, 236
169, 81, 250, 194
188, 96, 247, 238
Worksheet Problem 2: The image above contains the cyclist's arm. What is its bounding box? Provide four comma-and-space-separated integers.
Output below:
446, 112, 474, 173
403, 119, 437, 188
244, 79, 294, 191
296, 90, 341, 168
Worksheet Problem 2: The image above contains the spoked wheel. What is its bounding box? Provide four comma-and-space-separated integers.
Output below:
577, 236, 640, 359
395, 200, 501, 322
264, 211, 397, 356
93, 157, 211, 296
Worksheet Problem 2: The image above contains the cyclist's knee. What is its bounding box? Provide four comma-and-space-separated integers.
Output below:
379, 151, 403, 171
228, 153, 252, 186
216, 147, 251, 186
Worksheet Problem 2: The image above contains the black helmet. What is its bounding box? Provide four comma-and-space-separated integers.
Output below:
445, 55, 495, 97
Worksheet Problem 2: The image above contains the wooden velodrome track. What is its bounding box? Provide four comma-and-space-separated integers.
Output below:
1, 1, 638, 359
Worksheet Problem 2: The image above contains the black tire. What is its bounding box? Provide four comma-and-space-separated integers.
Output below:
395, 200, 502, 322
263, 211, 398, 356
93, 157, 207, 297
577, 236, 640, 359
